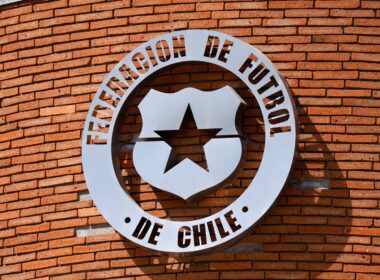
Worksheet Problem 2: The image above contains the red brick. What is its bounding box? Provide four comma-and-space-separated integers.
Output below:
0, 129, 23, 142
220, 271, 264, 279
14, 241, 48, 254
332, 9, 375, 17
131, 0, 169, 6
0, 192, 18, 203
115, 6, 152, 17
22, 258, 57, 271
35, 70, 69, 83
299, 26, 343, 35
4, 233, 37, 247
0, 5, 31, 18
3, 253, 36, 265
0, 16, 19, 29
316, 0, 360, 8
285, 9, 328, 17
19, 46, 52, 59
55, 5, 91, 16
20, 81, 53, 94
50, 217, 87, 229
264, 18, 306, 26
36, 265, 71, 277
58, 253, 94, 265
53, 22, 89, 34
50, 272, 86, 280
1, 75, 33, 89
8, 215, 41, 227
96, 250, 133, 260
71, 29, 107, 41
345, 27, 380, 35
54, 40, 90, 52
35, 34, 69, 46
43, 188, 76, 201
37, 52, 72, 64
177, 272, 219, 280
0, 264, 22, 275
171, 12, 210, 21
8, 197, 41, 211
359, 37, 380, 46
326, 253, 370, 264
17, 142, 50, 156
37, 247, 73, 259
20, 204, 55, 217
147, 21, 188, 32
45, 131, 80, 142
72, 260, 109, 272
11, 169, 45, 183
38, 228, 75, 242
19, 28, 52, 41
11, 136, 44, 148
88, 269, 125, 279
92, 1, 129, 11
20, 10, 53, 22
6, 21, 38, 34
43, 210, 77, 222
49, 236, 85, 249
40, 105, 76, 116
54, 76, 91, 88
310, 18, 352, 26
19, 188, 54, 200
212, 11, 239, 19
220, 19, 262, 28
90, 18, 128, 30
311, 272, 354, 279
189, 20, 218, 29
16, 223, 50, 234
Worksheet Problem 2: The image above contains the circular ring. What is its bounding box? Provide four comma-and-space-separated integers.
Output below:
82, 29, 297, 255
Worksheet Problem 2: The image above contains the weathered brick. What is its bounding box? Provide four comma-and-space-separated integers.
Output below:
53, 22, 89, 34
11, 136, 44, 148
0, 264, 22, 275
39, 175, 74, 188
58, 253, 94, 265
22, 258, 57, 271
316, 0, 360, 8
40, 105, 76, 116
36, 265, 71, 277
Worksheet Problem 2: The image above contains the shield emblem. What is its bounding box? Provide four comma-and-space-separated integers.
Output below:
133, 86, 246, 200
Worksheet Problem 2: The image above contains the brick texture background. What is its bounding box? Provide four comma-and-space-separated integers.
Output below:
1, 0, 380, 279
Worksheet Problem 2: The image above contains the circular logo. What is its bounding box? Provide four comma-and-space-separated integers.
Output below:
82, 29, 297, 255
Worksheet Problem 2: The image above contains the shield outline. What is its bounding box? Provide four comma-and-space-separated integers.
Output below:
133, 86, 246, 200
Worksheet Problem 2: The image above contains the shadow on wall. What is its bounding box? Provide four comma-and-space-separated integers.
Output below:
128, 121, 351, 280
111, 63, 352, 279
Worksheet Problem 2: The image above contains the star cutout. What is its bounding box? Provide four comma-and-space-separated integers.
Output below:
155, 105, 222, 173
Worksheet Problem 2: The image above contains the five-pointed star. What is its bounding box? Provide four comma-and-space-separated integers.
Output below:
155, 105, 222, 173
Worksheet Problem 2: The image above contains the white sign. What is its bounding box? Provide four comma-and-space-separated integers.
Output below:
82, 29, 297, 255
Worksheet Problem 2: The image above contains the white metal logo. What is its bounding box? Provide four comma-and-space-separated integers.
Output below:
82, 29, 297, 255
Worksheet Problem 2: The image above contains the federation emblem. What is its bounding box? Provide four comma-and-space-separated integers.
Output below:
133, 86, 246, 200
82, 29, 297, 255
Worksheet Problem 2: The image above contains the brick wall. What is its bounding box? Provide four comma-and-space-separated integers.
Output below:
1, 0, 380, 279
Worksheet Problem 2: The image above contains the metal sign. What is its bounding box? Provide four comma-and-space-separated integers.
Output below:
82, 29, 297, 255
